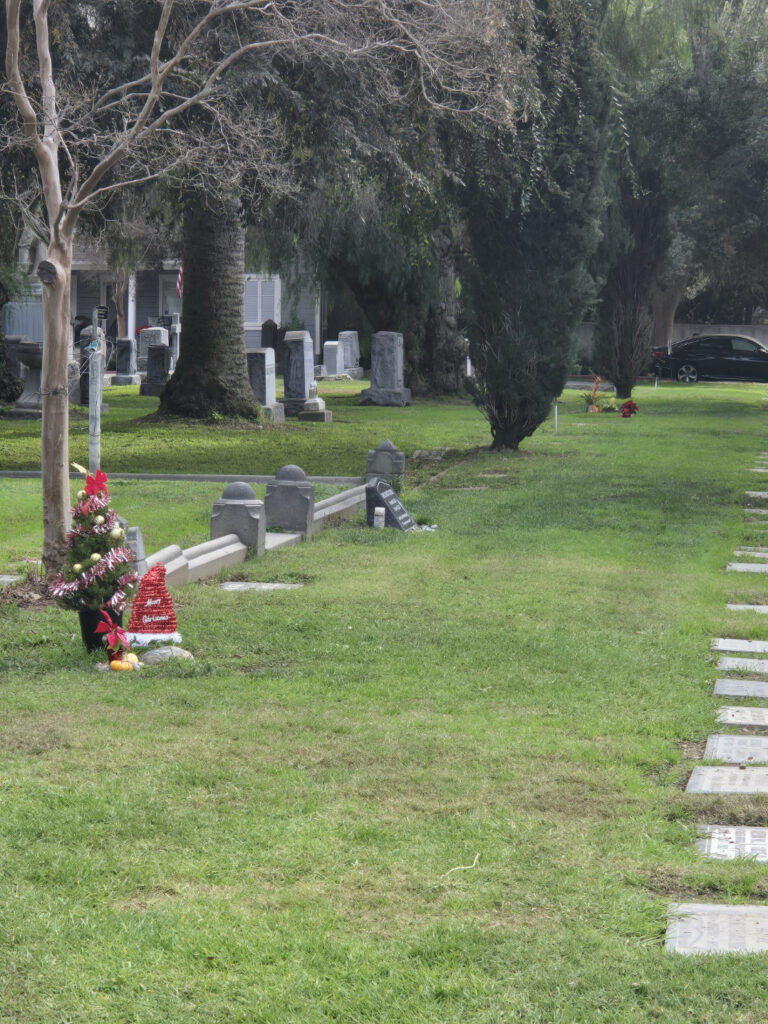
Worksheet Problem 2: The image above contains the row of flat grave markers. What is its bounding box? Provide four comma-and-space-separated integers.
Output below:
668, 464, 768, 955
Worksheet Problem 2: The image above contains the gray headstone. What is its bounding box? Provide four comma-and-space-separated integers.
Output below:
359, 332, 412, 406
697, 825, 768, 861
726, 563, 768, 573
138, 326, 168, 360
716, 706, 768, 726
261, 319, 277, 349
365, 439, 406, 485
339, 330, 360, 369
8, 339, 44, 419
365, 478, 415, 531
323, 340, 343, 375
113, 337, 140, 386
283, 332, 314, 415
714, 678, 768, 698
125, 525, 148, 577
264, 464, 315, 535
139, 343, 171, 397
704, 734, 768, 762
718, 656, 768, 673
247, 348, 276, 406
687, 766, 768, 793
667, 903, 768, 954
210, 481, 265, 555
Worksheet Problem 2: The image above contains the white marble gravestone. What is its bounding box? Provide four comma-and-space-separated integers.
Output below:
667, 904, 768, 954
697, 826, 768, 861
704, 734, 768, 762
687, 766, 768, 793
726, 563, 768, 574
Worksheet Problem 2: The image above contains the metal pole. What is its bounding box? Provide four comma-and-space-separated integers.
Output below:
554, 400, 558, 434
88, 349, 103, 473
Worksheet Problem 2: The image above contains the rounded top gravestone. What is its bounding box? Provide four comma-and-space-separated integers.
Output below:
276, 464, 308, 482
221, 481, 258, 501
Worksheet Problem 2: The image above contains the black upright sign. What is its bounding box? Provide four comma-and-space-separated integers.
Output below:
366, 478, 415, 531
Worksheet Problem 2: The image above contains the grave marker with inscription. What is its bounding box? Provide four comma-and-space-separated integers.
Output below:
667, 903, 768, 954
697, 825, 768, 861
365, 478, 415, 531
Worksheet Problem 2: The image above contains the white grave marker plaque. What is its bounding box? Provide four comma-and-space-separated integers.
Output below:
667, 904, 768, 954
718, 656, 768, 673
704, 734, 768, 762
687, 766, 768, 794
712, 638, 768, 653
714, 678, 768, 698
716, 706, 768, 726
697, 826, 768, 861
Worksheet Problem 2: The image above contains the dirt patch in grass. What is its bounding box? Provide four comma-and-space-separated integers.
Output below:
644, 866, 768, 902
676, 739, 707, 760
670, 793, 768, 825
0, 572, 56, 610
0, 716, 72, 755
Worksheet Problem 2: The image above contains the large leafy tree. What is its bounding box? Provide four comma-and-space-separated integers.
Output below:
461, 1, 610, 450
3, 0, 526, 570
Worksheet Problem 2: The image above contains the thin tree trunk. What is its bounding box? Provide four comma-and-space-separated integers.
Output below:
38, 236, 73, 572
161, 199, 255, 418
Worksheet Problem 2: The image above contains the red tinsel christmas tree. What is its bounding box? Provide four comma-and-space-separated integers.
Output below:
50, 470, 138, 612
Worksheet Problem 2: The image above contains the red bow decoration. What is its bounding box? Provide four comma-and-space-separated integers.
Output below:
95, 609, 130, 655
85, 470, 109, 497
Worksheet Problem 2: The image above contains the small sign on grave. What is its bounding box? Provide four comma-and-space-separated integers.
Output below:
365, 478, 415, 531
96, 305, 108, 321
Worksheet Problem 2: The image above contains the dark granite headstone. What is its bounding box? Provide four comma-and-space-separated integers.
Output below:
139, 343, 171, 397
365, 477, 415, 530
113, 337, 140, 386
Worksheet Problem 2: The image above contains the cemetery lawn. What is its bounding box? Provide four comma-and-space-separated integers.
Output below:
2, 381, 768, 1022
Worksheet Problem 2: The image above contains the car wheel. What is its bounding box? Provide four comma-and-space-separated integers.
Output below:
677, 363, 699, 383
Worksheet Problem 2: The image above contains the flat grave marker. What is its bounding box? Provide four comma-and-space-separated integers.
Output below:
219, 582, 303, 592
726, 604, 768, 614
704, 734, 768, 762
667, 904, 768, 954
697, 826, 768, 861
716, 706, 768, 726
718, 656, 768, 673
712, 638, 768, 654
715, 678, 768, 698
687, 765, 768, 793
726, 563, 768, 574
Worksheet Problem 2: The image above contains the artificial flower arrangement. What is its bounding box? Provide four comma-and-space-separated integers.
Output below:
582, 375, 604, 412
50, 467, 139, 654
620, 399, 639, 418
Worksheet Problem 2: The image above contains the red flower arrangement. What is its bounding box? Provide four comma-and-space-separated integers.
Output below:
95, 609, 131, 658
620, 400, 639, 418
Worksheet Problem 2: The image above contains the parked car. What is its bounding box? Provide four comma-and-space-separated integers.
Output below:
651, 334, 768, 383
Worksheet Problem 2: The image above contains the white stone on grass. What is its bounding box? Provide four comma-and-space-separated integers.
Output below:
718, 656, 768, 673
667, 904, 768, 954
746, 491, 768, 499
727, 604, 768, 614
716, 706, 768, 727
220, 582, 304, 592
687, 765, 768, 793
264, 532, 302, 551
712, 638, 768, 654
0, 574, 18, 586
733, 550, 768, 559
715, 678, 768, 698
726, 563, 768, 574
704, 734, 768, 762
698, 826, 768, 861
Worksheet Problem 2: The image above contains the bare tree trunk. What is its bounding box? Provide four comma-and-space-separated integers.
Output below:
651, 274, 687, 351
37, 236, 73, 572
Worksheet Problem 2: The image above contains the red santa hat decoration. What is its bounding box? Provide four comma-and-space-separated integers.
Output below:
126, 564, 182, 646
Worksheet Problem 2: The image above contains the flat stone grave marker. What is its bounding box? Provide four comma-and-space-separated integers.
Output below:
716, 706, 768, 726
698, 826, 768, 861
733, 550, 768, 559
219, 582, 303, 592
365, 478, 415, 530
704, 734, 768, 762
726, 563, 768, 574
744, 509, 768, 516
718, 655, 768, 673
727, 604, 768, 613
667, 904, 768, 954
712, 638, 768, 654
687, 766, 768, 793
746, 491, 768, 499
0, 574, 18, 586
715, 678, 768, 698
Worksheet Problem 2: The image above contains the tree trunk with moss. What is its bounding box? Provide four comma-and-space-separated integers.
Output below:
161, 200, 256, 419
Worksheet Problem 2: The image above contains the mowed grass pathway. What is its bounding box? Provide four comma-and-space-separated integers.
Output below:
1, 382, 768, 1022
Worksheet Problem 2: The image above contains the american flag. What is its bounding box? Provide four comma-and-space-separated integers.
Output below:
175, 266, 184, 298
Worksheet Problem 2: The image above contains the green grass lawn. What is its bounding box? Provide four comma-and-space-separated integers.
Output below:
2, 381, 768, 1022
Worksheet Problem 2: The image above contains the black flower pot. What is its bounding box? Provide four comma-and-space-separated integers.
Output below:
78, 607, 122, 653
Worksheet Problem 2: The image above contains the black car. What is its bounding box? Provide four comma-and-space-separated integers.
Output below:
652, 334, 768, 383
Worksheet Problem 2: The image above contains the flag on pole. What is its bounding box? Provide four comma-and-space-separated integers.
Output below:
175, 266, 184, 298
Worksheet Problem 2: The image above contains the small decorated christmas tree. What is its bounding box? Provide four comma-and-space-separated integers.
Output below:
50, 469, 138, 612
